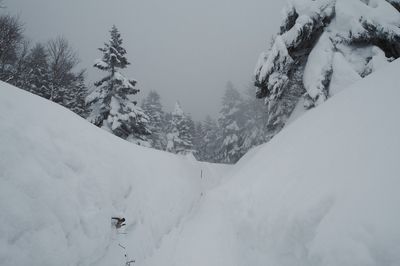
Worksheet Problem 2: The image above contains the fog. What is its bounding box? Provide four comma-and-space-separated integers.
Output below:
7, 0, 285, 120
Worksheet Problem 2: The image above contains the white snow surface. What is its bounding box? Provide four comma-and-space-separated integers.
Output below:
0, 84, 229, 266
144, 60, 400, 266
303, 32, 334, 102
1, 59, 400, 266
329, 52, 362, 96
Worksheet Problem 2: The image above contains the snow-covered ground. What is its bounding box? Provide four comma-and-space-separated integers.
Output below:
0, 84, 229, 266
1, 59, 400, 265
142, 60, 400, 266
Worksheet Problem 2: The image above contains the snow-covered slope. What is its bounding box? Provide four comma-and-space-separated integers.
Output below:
1, 60, 400, 266
144, 60, 400, 266
0, 84, 229, 266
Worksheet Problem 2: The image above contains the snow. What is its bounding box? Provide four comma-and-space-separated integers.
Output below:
0, 84, 228, 266
1, 59, 400, 265
329, 52, 362, 96
94, 59, 108, 69
141, 60, 400, 266
365, 46, 391, 73
303, 33, 334, 103
256, 35, 292, 86
113, 71, 136, 90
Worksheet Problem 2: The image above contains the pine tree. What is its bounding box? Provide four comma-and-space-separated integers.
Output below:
87, 25, 150, 143
186, 114, 196, 153
141, 90, 165, 150
166, 102, 194, 155
64, 70, 88, 118
193, 121, 205, 160
25, 43, 51, 99
201, 115, 220, 162
240, 85, 269, 153
7, 40, 30, 90
217, 82, 245, 164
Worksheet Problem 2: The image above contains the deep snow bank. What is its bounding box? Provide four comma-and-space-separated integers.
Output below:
0, 83, 228, 266
144, 60, 400, 266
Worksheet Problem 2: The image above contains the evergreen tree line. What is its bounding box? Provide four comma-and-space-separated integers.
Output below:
85, 24, 271, 164
139, 82, 270, 164
0, 6, 270, 164
0, 11, 88, 117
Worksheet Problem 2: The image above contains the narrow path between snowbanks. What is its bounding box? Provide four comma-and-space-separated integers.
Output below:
97, 159, 231, 266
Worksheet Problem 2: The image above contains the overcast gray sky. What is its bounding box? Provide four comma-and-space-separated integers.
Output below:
7, 0, 284, 120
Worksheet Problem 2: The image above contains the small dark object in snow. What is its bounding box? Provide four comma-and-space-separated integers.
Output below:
111, 217, 126, 228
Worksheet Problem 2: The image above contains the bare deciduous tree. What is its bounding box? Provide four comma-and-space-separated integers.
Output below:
46, 37, 79, 101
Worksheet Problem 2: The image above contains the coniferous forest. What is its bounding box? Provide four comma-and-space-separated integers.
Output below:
0, 9, 272, 164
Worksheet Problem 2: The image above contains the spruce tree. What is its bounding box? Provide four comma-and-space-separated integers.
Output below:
64, 70, 88, 118
87, 25, 150, 143
166, 102, 194, 155
7, 40, 30, 90
201, 115, 220, 162
217, 82, 245, 164
141, 90, 165, 150
240, 85, 269, 153
25, 43, 51, 99
193, 121, 205, 160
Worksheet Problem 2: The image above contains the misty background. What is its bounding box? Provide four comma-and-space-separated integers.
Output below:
7, 0, 284, 120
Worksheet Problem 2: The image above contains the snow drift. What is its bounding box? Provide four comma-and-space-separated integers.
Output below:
0, 83, 228, 266
143, 60, 400, 266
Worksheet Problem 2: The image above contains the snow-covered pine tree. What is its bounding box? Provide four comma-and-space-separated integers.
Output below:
64, 70, 88, 118
166, 102, 194, 155
87, 25, 150, 143
193, 121, 205, 160
7, 40, 30, 90
25, 43, 51, 99
254, 0, 400, 138
217, 82, 245, 164
186, 114, 196, 152
201, 115, 220, 162
240, 85, 269, 153
141, 90, 165, 150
